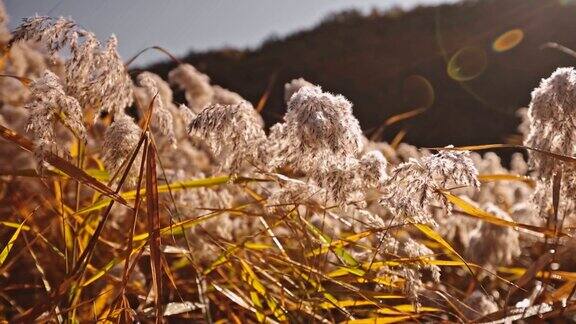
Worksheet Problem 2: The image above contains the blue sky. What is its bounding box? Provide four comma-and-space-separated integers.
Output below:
5, 0, 457, 64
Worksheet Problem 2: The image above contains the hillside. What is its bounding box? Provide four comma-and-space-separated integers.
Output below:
147, 0, 576, 150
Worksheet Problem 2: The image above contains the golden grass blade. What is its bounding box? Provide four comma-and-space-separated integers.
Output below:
498, 266, 576, 281
429, 144, 576, 164
240, 260, 287, 321
370, 107, 426, 140
545, 281, 576, 304
0, 217, 27, 266
319, 300, 377, 309
358, 257, 513, 288
203, 246, 238, 276
412, 223, 461, 261
0, 221, 31, 231
203, 240, 272, 276
93, 283, 116, 320
441, 190, 568, 237
328, 266, 373, 279
298, 271, 342, 309
268, 254, 360, 316
478, 174, 535, 187
385, 108, 428, 127
390, 128, 408, 149
376, 304, 440, 315
255, 72, 277, 112
240, 263, 269, 322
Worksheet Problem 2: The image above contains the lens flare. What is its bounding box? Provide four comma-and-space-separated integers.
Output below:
402, 75, 435, 109
447, 47, 487, 82
493, 29, 524, 52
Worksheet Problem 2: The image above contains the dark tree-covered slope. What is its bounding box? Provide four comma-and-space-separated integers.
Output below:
147, 0, 576, 148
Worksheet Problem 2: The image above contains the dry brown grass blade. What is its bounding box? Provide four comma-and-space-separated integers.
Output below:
536, 168, 565, 310
478, 173, 535, 187
390, 129, 408, 150
0, 167, 108, 181
21, 229, 64, 322
505, 250, 555, 301
124, 45, 182, 68
540, 42, 576, 59
370, 107, 426, 140
146, 140, 163, 322
107, 137, 149, 320
428, 143, 576, 164
68, 130, 149, 274
552, 168, 563, 234
545, 281, 576, 304
0, 74, 32, 86
0, 124, 129, 208
256, 72, 277, 113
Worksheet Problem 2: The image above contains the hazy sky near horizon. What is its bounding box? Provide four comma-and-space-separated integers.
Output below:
5, 0, 457, 64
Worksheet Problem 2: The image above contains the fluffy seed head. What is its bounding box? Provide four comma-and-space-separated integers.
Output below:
269, 86, 364, 173
168, 64, 214, 112
525, 67, 576, 223
25, 70, 86, 167
465, 203, 521, 270
137, 72, 176, 147
188, 101, 266, 171
284, 77, 315, 103
102, 114, 141, 185
526, 67, 576, 179
380, 148, 479, 225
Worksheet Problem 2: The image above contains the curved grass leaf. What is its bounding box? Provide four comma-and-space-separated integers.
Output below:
441, 191, 568, 238
0, 218, 27, 266
430, 144, 576, 164
412, 223, 461, 261
478, 173, 535, 187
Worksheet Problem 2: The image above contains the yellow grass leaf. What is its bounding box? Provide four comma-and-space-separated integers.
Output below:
0, 218, 27, 266
441, 191, 567, 237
